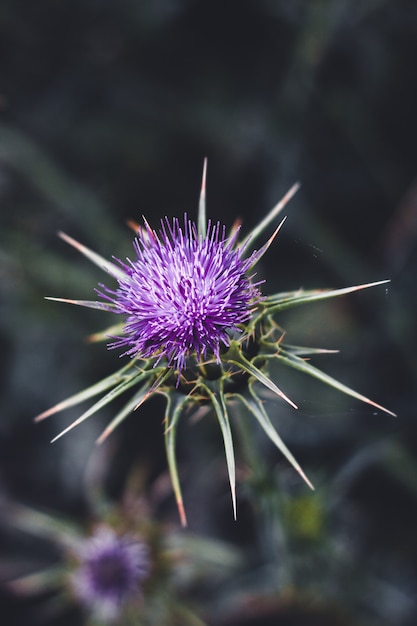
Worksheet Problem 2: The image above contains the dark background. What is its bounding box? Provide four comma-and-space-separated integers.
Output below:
1, 1, 417, 624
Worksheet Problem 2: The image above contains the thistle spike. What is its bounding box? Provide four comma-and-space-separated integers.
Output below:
58, 232, 127, 280
241, 181, 300, 249
198, 157, 208, 238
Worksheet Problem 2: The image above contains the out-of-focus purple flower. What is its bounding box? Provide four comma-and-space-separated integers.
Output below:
71, 527, 150, 621
98, 216, 261, 373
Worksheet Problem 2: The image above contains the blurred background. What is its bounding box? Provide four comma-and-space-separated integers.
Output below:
0, 1, 417, 624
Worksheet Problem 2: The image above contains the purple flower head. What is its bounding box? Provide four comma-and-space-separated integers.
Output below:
99, 216, 262, 374
71, 527, 150, 621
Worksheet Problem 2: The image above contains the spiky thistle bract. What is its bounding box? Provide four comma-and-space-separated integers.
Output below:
36, 161, 395, 526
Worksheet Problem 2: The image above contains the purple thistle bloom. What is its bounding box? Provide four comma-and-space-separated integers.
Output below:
98, 216, 262, 373
71, 527, 150, 621
39, 173, 394, 526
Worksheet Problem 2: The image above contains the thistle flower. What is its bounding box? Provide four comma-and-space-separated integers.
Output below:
71, 527, 150, 622
97, 215, 262, 375
36, 161, 395, 526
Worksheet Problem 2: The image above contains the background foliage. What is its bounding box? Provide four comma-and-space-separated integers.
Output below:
1, 1, 417, 624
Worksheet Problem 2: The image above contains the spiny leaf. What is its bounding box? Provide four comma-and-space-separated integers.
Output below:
44, 296, 117, 312
96, 383, 156, 445
247, 217, 287, 270
241, 182, 300, 250
58, 231, 127, 280
281, 344, 339, 357
162, 392, 193, 527
134, 367, 172, 410
278, 349, 396, 417
202, 382, 237, 520
50, 369, 152, 442
235, 388, 314, 490
265, 280, 390, 313
225, 343, 297, 409
35, 361, 138, 422
198, 158, 207, 239
96, 367, 171, 444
